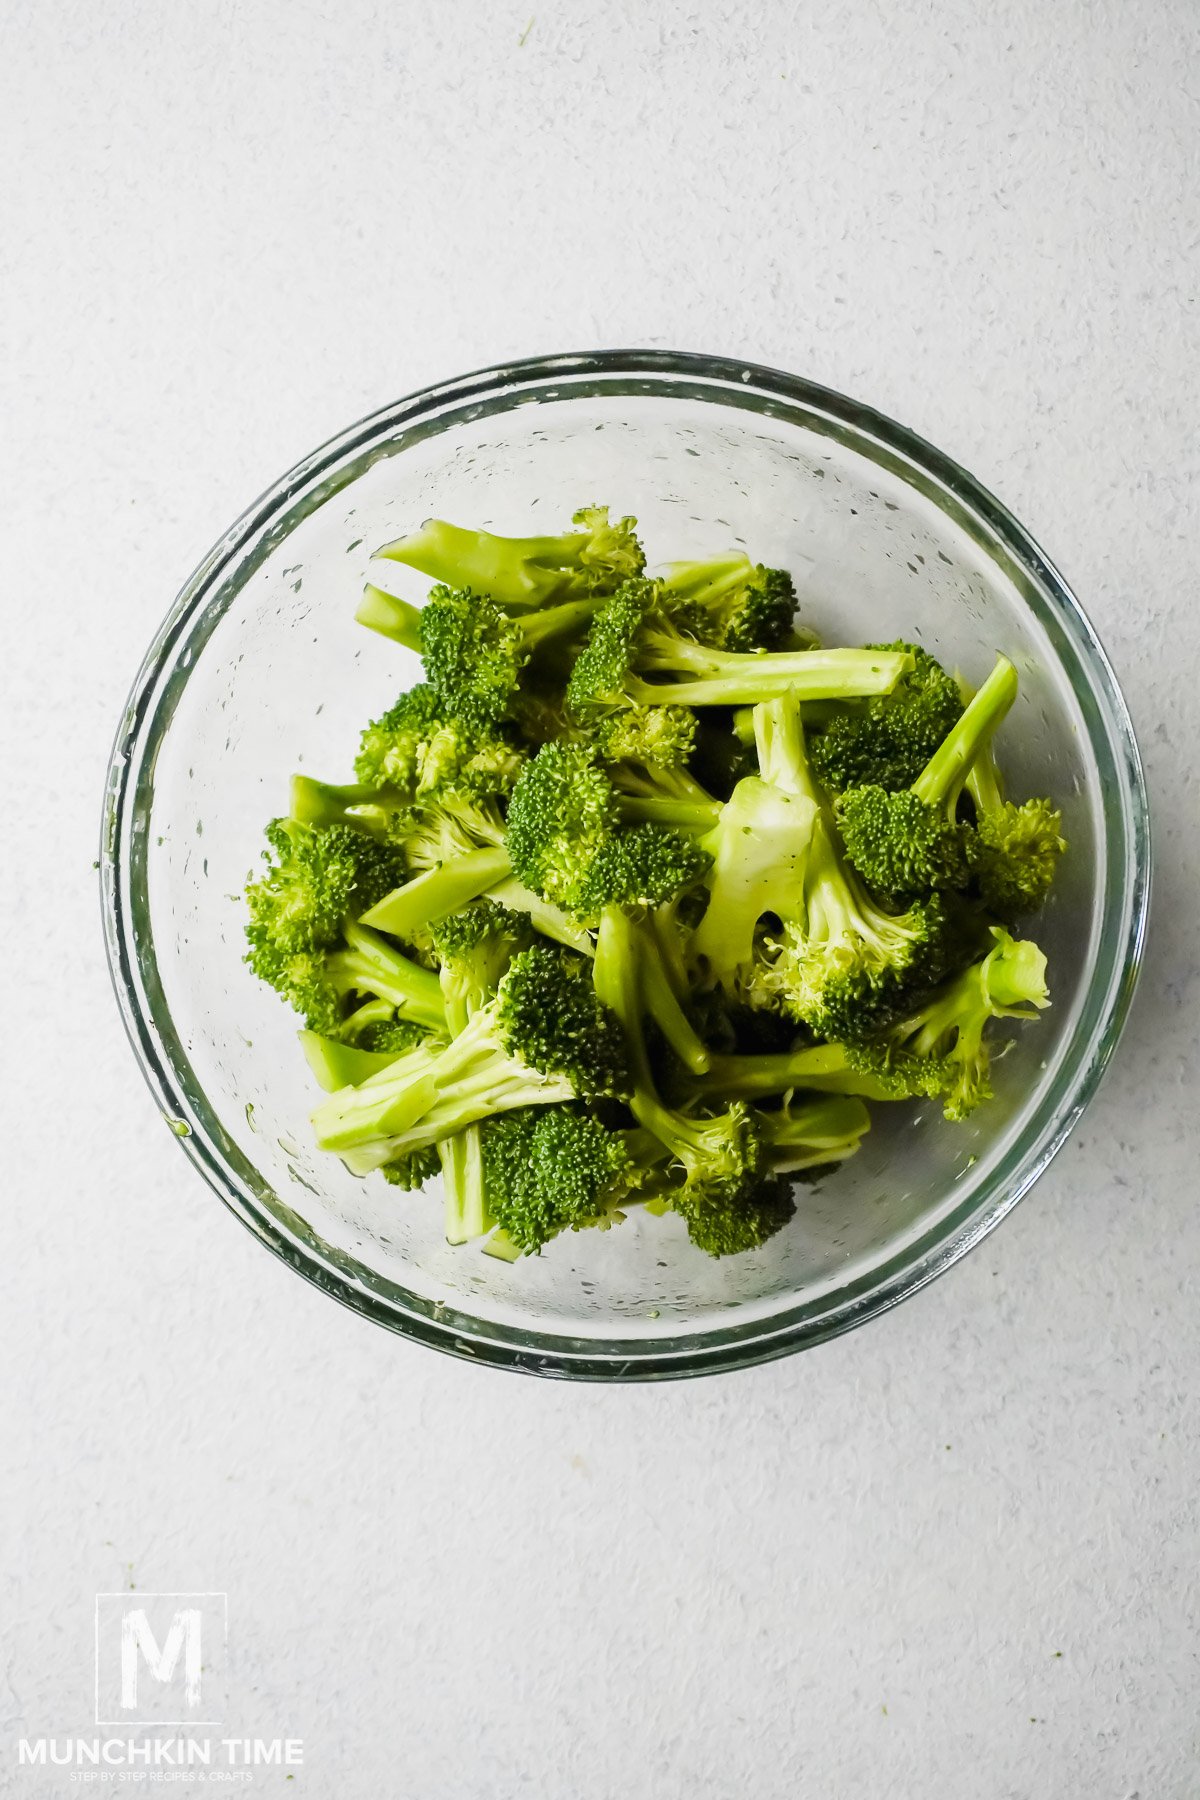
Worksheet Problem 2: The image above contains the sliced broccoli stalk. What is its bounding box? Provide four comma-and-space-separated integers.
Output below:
593, 907, 792, 1257
486, 875, 597, 956
856, 926, 1049, 1120
429, 901, 530, 1242
504, 741, 710, 922
658, 555, 798, 652
299, 1030, 436, 1093
692, 1040, 933, 1101
808, 641, 966, 794
360, 845, 512, 940
355, 584, 424, 653
324, 919, 448, 1031
374, 505, 644, 610
835, 655, 1019, 897
309, 946, 629, 1155
567, 580, 914, 712
756, 1094, 872, 1172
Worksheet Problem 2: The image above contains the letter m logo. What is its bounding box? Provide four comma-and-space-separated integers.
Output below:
95, 1593, 228, 1725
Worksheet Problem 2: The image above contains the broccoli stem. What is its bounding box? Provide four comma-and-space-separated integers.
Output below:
518, 595, 605, 648
616, 794, 723, 833
290, 774, 405, 839
326, 920, 447, 1030
695, 1043, 902, 1101
361, 845, 512, 938
626, 646, 912, 708
440, 1127, 489, 1244
486, 876, 596, 956
594, 906, 694, 1148
911, 655, 1017, 812
376, 519, 592, 610
758, 1095, 872, 1171
636, 921, 712, 1075
298, 1030, 418, 1091
356, 584, 424, 652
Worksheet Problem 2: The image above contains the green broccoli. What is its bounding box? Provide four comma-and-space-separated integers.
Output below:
417, 585, 607, 730
690, 696, 945, 1036
481, 1108, 663, 1253
567, 579, 914, 712
245, 818, 405, 958
658, 555, 798, 652
375, 505, 644, 610
593, 906, 794, 1257
425, 901, 530, 1242
504, 741, 710, 922
755, 1094, 872, 1172
354, 682, 525, 801
309, 945, 629, 1157
808, 641, 965, 793
959, 678, 1066, 919
835, 655, 1018, 896
850, 926, 1049, 1119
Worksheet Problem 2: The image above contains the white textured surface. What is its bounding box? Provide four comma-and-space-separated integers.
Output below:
2, 2, 1198, 1794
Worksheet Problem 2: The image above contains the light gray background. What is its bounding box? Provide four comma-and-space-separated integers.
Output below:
3, 2, 1198, 1795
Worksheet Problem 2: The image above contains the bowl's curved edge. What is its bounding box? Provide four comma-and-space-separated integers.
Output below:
99, 348, 1153, 1380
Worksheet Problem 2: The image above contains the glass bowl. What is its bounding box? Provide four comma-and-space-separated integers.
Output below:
101, 351, 1150, 1380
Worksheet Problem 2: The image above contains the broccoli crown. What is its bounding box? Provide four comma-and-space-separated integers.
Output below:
659, 1104, 795, 1255
431, 899, 527, 1016
245, 819, 405, 958
567, 504, 646, 592
809, 642, 964, 793
968, 797, 1066, 920
857, 926, 1049, 1119
592, 702, 698, 771
354, 682, 525, 802
418, 585, 529, 727
835, 784, 972, 896
660, 556, 797, 652
494, 946, 630, 1098
505, 741, 709, 919
761, 884, 948, 1043
245, 945, 345, 1035
481, 1105, 637, 1253
565, 579, 650, 716
841, 1041, 955, 1101
381, 1144, 442, 1189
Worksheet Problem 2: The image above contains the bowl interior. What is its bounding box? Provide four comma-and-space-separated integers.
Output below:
109, 362, 1144, 1374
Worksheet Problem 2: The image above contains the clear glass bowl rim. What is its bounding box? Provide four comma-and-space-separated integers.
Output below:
101, 348, 1152, 1381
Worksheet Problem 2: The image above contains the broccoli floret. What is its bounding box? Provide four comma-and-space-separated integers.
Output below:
245, 819, 406, 958
808, 641, 965, 794
567, 579, 914, 713
481, 1106, 648, 1253
960, 690, 1066, 919
310, 946, 629, 1156
354, 682, 525, 802
755, 1094, 872, 1173
375, 505, 644, 610
688, 698, 944, 1035
658, 555, 797, 652
379, 1144, 442, 1189
855, 927, 1049, 1120
592, 702, 699, 772
836, 655, 1018, 897
593, 906, 793, 1258
288, 774, 413, 844
504, 741, 710, 921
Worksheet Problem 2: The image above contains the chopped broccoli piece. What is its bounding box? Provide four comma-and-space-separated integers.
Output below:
504, 741, 710, 921
808, 641, 965, 793
245, 819, 405, 958
658, 555, 798, 652
354, 682, 525, 802
567, 579, 913, 712
381, 1144, 442, 1189
375, 505, 645, 610
836, 655, 1018, 897
960, 685, 1066, 918
755, 1094, 872, 1173
854, 926, 1049, 1119
482, 1107, 652, 1253
309, 946, 629, 1155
